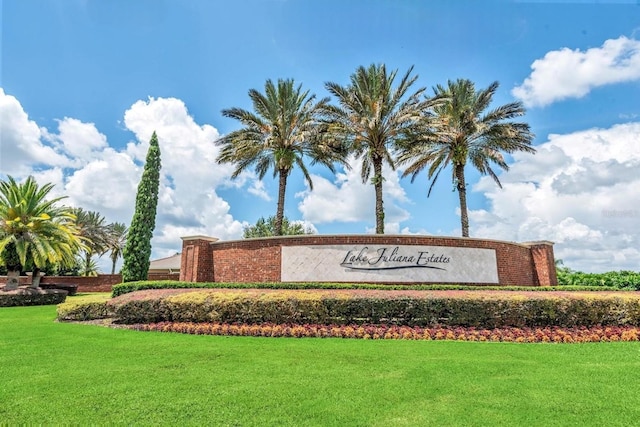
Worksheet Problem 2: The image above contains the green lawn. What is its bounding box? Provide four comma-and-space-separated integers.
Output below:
2, 304, 640, 426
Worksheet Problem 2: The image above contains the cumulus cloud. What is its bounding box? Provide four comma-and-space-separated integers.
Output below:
0, 89, 71, 175
111, 97, 247, 253
296, 155, 410, 232
0, 91, 262, 273
43, 118, 108, 165
513, 36, 640, 107
470, 122, 640, 272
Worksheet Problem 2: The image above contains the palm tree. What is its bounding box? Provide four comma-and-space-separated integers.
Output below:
77, 255, 100, 277
217, 78, 346, 235
323, 64, 429, 234
397, 79, 535, 237
107, 222, 128, 274
72, 208, 111, 276
0, 176, 82, 287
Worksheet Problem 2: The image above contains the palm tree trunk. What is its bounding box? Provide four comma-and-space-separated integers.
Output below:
274, 169, 288, 236
373, 157, 385, 234
111, 258, 116, 275
455, 164, 469, 237
30, 266, 42, 288
5, 270, 20, 290
84, 251, 92, 277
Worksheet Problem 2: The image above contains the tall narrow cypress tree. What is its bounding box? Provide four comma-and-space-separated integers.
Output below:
121, 131, 161, 282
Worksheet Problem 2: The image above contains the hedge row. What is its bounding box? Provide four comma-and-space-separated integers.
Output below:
557, 270, 640, 289
1, 288, 68, 307
110, 280, 617, 298
57, 296, 112, 321
97, 289, 640, 328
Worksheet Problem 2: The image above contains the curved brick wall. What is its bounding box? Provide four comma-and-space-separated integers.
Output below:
180, 235, 557, 286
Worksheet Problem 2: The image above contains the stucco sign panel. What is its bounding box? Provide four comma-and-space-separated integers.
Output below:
281, 244, 499, 283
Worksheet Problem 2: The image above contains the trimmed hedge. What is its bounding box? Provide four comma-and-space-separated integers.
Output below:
105, 289, 640, 328
1, 288, 68, 307
57, 294, 112, 321
111, 280, 617, 298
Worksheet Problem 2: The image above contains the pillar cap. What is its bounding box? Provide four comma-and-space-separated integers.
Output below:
181, 235, 219, 243
521, 240, 555, 247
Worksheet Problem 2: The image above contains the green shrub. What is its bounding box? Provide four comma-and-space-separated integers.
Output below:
557, 270, 640, 289
56, 296, 112, 321
108, 290, 640, 328
0, 289, 67, 307
111, 280, 616, 298
112, 281, 215, 297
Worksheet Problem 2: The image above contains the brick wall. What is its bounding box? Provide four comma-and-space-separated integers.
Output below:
183, 235, 557, 286
528, 241, 558, 287
179, 236, 218, 282
0, 272, 180, 293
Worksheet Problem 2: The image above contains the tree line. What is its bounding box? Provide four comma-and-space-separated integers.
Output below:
0, 176, 127, 278
217, 63, 535, 237
0, 132, 161, 286
1, 63, 537, 283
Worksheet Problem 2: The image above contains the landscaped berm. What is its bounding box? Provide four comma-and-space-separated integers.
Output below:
6, 236, 640, 425
48, 233, 640, 344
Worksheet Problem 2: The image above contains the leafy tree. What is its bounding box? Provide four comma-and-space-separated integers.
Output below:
72, 207, 111, 276
0, 176, 82, 286
397, 79, 535, 237
242, 216, 315, 238
217, 78, 346, 236
107, 222, 128, 274
121, 132, 161, 282
323, 64, 430, 234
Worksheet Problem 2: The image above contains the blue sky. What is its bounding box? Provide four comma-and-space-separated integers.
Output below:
1, 0, 639, 273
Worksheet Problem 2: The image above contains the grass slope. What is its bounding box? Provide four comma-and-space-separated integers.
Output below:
2, 304, 640, 426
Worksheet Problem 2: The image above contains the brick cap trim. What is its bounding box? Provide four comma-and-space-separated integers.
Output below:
521, 240, 555, 247
181, 235, 219, 242
212, 234, 541, 249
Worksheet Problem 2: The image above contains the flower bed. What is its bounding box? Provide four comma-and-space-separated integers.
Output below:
130, 322, 640, 343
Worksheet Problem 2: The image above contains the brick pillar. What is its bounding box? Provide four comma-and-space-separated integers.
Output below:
179, 236, 218, 283
524, 241, 557, 286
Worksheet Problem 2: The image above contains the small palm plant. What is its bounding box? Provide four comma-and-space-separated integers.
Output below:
0, 176, 82, 287
107, 222, 128, 274
72, 208, 112, 276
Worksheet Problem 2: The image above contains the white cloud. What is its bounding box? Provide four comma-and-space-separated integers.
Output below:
0, 89, 71, 175
119, 96, 250, 248
471, 122, 640, 272
296, 155, 410, 231
513, 36, 640, 107
247, 179, 271, 201
64, 149, 139, 215
0, 91, 263, 273
44, 118, 108, 165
